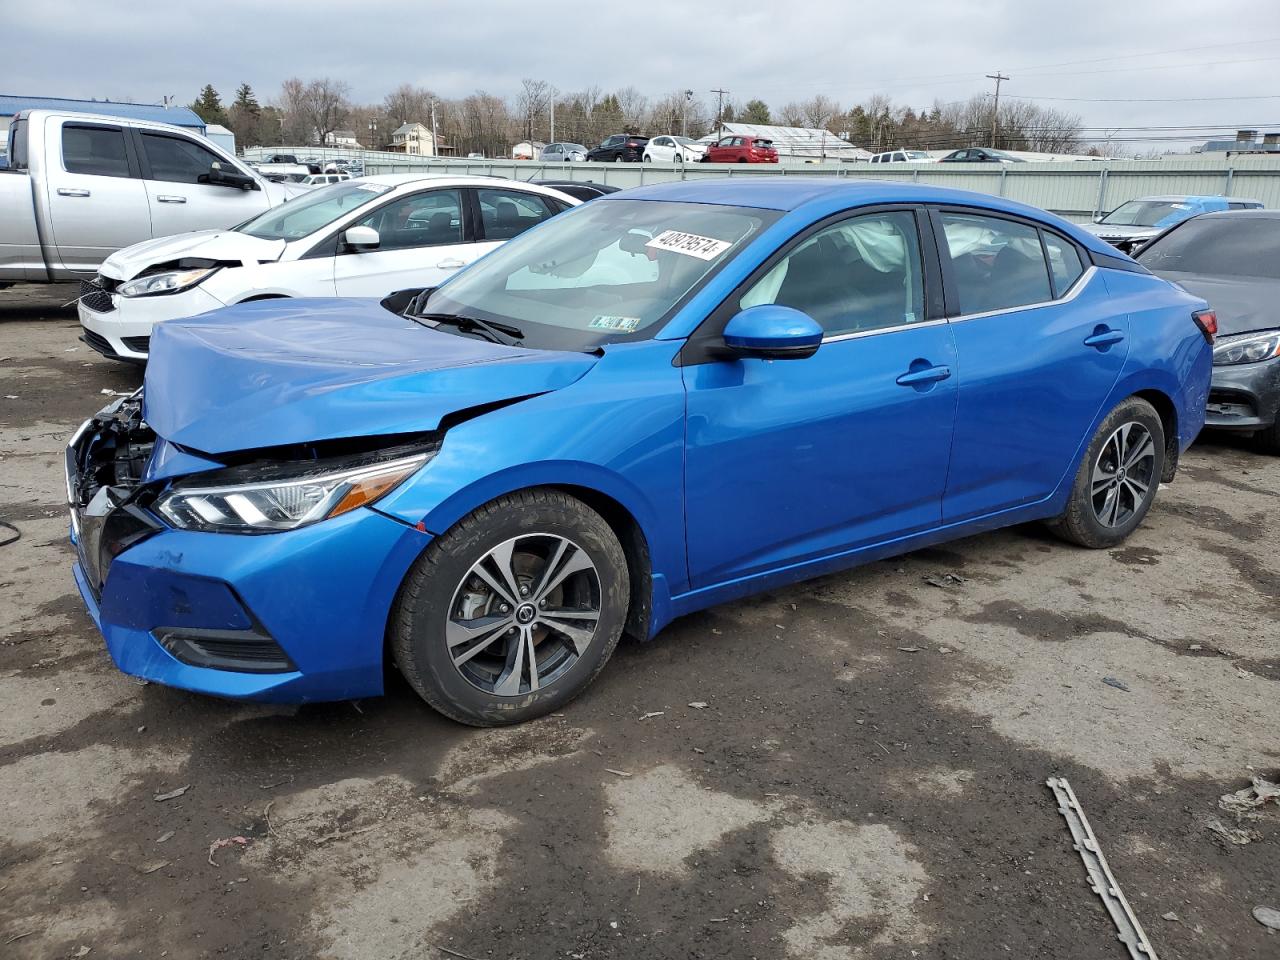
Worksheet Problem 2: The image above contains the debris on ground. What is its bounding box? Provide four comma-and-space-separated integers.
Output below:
1219, 775, 1280, 817
72, 947, 91, 957
923, 573, 968, 589
638, 711, 664, 721
604, 768, 632, 778
207, 835, 250, 866
687, 702, 709, 709
1046, 777, 1159, 960
136, 860, 170, 875
153, 785, 191, 802
1253, 906, 1280, 930
1102, 677, 1131, 692
897, 646, 922, 653
155, 830, 175, 843
1204, 816, 1261, 846
1161, 911, 1180, 922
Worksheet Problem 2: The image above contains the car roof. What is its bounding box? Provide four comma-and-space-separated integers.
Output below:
610, 178, 1119, 255
1195, 208, 1280, 219
1127, 194, 1263, 204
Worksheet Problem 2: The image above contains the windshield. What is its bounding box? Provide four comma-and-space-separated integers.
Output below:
905, 151, 930, 159
1137, 216, 1280, 279
673, 137, 697, 146
420, 199, 778, 350
237, 181, 393, 241
1102, 200, 1196, 228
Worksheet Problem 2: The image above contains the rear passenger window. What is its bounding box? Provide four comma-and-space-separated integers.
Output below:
739, 210, 925, 336
63, 125, 130, 178
940, 212, 1052, 314
478, 188, 558, 241
1042, 233, 1085, 296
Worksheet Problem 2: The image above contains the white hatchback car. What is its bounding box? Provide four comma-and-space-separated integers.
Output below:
643, 136, 706, 163
78, 175, 578, 362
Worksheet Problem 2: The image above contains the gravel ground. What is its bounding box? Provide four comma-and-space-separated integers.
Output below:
1, 284, 1277, 960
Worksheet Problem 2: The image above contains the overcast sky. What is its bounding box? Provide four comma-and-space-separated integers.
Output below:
9, 0, 1280, 148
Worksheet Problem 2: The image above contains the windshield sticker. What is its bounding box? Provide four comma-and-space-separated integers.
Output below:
646, 230, 733, 261
589, 315, 642, 332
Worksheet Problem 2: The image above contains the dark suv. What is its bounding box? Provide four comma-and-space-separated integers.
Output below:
587, 134, 649, 162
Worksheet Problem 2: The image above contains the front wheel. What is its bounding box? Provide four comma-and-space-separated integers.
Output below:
614, 155, 624, 163
391, 490, 629, 726
1047, 397, 1164, 548
642, 154, 652, 163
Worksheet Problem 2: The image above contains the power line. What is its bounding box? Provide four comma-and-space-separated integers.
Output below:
1004, 93, 1280, 104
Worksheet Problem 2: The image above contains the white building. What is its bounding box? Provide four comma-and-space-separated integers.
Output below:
324, 129, 361, 148
391, 122, 437, 156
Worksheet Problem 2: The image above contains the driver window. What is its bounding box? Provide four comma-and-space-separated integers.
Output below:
139, 132, 222, 184
739, 211, 926, 336
355, 190, 463, 251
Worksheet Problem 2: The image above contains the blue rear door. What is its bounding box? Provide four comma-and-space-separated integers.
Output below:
681, 207, 958, 589
932, 209, 1130, 522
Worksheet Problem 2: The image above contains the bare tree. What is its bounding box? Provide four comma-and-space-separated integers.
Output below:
615, 86, 649, 132
776, 102, 806, 127
276, 78, 312, 144
514, 78, 555, 143
280, 78, 351, 146
384, 83, 434, 130
799, 95, 840, 130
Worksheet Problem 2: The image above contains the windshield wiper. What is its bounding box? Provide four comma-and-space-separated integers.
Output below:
408, 311, 524, 347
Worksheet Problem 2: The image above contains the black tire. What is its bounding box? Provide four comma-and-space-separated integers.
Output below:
391, 489, 629, 726
1047, 397, 1165, 548
614, 155, 624, 163
737, 157, 748, 163
1254, 420, 1280, 455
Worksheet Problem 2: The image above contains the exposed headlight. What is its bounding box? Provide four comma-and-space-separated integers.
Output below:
155, 451, 432, 533
1212, 330, 1280, 366
118, 267, 219, 298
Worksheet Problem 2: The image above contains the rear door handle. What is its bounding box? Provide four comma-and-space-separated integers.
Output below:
157, 195, 187, 204
896, 363, 952, 387
1083, 328, 1125, 349
436, 258, 466, 269
57, 187, 90, 197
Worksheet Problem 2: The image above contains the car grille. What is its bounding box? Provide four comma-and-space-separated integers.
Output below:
79, 278, 115, 314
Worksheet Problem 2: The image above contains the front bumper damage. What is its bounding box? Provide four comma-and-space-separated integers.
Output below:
66, 393, 429, 703
1206, 356, 1280, 432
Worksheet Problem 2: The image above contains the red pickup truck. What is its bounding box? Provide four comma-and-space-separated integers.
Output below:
702, 135, 779, 163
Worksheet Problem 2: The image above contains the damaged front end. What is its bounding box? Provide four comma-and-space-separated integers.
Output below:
65, 391, 162, 598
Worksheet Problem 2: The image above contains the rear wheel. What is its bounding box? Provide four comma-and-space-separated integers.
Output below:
1047, 397, 1164, 548
642, 154, 652, 163
391, 490, 628, 726
614, 155, 624, 163
737, 157, 748, 163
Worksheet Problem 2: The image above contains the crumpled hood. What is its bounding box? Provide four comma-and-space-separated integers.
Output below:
1080, 222, 1160, 242
99, 230, 288, 281
143, 298, 598, 455
1156, 272, 1280, 337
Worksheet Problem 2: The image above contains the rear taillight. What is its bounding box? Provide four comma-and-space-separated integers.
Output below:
1192, 309, 1217, 344
627, 140, 640, 148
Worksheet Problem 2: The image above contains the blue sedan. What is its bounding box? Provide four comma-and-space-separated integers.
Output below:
67, 180, 1213, 725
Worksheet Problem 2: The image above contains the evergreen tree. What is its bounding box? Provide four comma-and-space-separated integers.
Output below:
741, 99, 771, 125
189, 84, 228, 126
228, 83, 263, 149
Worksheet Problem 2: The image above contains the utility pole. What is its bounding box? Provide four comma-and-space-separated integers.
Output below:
986, 71, 1009, 148
683, 89, 693, 138
711, 88, 728, 137
430, 98, 439, 159
550, 96, 555, 144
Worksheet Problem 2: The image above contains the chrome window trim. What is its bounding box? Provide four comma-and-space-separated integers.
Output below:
823, 316, 950, 344
947, 265, 1097, 324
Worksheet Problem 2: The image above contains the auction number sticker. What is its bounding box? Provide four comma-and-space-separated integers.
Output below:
589, 315, 642, 332
645, 230, 732, 260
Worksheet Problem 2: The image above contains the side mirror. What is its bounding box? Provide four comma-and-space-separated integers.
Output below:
1093, 213, 1107, 223
344, 225, 381, 251
722, 305, 823, 360
208, 161, 259, 191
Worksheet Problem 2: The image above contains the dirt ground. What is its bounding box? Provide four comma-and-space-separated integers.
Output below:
1, 284, 1277, 960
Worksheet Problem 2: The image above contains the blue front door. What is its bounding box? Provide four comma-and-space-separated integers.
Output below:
681, 208, 958, 590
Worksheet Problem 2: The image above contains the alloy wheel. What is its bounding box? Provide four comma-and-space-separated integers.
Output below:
446, 534, 601, 696
1091, 422, 1156, 528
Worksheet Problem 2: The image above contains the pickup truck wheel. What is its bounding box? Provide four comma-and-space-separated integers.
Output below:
1047, 397, 1164, 548
391, 490, 628, 726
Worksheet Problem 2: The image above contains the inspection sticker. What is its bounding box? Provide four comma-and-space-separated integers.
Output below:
645, 230, 732, 260
589, 315, 642, 332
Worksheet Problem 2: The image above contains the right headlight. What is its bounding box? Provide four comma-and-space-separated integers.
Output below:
1213, 330, 1280, 366
118, 267, 219, 298
155, 450, 432, 533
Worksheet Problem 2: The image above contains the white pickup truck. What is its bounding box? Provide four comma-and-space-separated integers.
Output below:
0, 109, 304, 286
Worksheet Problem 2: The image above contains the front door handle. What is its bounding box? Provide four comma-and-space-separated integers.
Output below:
1084, 327, 1125, 349
157, 195, 187, 204
896, 363, 952, 387
57, 187, 90, 197
436, 258, 467, 269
